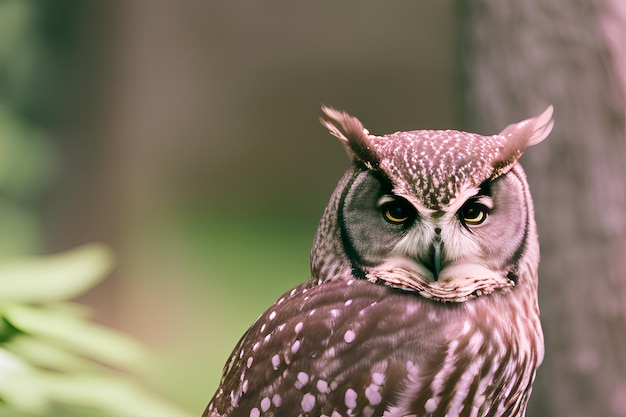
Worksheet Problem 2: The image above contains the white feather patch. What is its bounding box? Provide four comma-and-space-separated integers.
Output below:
368, 258, 514, 302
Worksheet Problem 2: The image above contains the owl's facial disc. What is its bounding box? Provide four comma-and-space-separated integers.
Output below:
341, 169, 527, 302
370, 190, 515, 302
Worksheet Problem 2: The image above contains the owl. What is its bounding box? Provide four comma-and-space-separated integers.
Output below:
203, 105, 553, 417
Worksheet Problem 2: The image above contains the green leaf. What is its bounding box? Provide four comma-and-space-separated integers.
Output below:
3, 335, 98, 373
0, 348, 43, 413
0, 372, 194, 417
0, 243, 115, 303
44, 375, 194, 417
0, 346, 30, 376
4, 304, 145, 370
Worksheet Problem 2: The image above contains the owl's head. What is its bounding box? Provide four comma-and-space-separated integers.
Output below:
311, 106, 553, 302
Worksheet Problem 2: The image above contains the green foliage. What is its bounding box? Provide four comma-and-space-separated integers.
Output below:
0, 244, 193, 417
0, 2, 195, 415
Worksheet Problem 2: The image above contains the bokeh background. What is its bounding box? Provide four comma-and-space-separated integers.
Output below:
2, 1, 461, 412
2, 1, 625, 416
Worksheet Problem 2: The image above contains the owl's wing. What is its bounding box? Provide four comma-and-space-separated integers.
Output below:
204, 279, 460, 417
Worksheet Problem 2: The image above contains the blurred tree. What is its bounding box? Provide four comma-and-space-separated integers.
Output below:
463, 0, 626, 416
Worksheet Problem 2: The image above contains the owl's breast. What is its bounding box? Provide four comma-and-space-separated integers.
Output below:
209, 278, 538, 417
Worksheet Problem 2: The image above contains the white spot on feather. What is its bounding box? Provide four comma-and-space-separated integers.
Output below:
297, 371, 309, 386
406, 360, 419, 376
271, 354, 280, 370
302, 393, 316, 412
425, 398, 438, 413
316, 379, 329, 393
363, 405, 375, 417
260, 397, 271, 412
372, 372, 385, 386
365, 383, 382, 405
345, 388, 358, 409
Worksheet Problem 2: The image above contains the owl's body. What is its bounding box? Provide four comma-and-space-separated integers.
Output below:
204, 106, 553, 417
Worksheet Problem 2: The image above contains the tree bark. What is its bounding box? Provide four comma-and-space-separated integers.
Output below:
463, 1, 626, 416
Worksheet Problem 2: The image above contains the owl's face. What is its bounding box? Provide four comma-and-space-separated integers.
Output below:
314, 106, 554, 302
339, 163, 531, 302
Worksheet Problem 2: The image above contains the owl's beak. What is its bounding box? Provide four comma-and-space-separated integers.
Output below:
427, 236, 443, 282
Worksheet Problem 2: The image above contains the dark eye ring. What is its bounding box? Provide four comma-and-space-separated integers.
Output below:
381, 198, 415, 225
460, 201, 489, 225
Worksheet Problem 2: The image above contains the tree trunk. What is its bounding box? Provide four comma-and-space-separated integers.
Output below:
463, 1, 626, 416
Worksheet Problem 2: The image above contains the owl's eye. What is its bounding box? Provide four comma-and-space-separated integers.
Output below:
460, 201, 489, 225
380, 197, 416, 225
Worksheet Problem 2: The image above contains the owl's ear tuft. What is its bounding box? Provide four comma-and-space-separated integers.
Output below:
320, 106, 380, 169
491, 105, 554, 177
499, 105, 554, 147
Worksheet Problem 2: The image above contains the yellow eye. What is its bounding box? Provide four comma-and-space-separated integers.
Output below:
382, 199, 415, 225
460, 202, 488, 225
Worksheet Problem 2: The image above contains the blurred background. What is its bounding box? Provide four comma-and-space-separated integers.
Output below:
1, 1, 624, 416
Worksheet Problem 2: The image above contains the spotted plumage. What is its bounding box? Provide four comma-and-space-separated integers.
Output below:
203, 105, 553, 417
